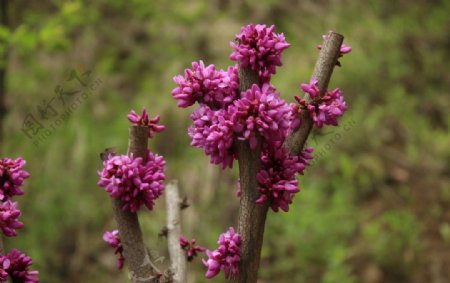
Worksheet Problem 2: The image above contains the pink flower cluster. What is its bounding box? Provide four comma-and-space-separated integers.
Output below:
0, 157, 30, 201
256, 147, 314, 212
186, 83, 297, 169
172, 61, 239, 109
0, 249, 39, 282
0, 201, 23, 237
128, 108, 165, 138
229, 83, 292, 149
300, 78, 320, 99
189, 106, 236, 169
295, 79, 348, 128
203, 227, 241, 280
0, 158, 27, 237
317, 31, 352, 66
172, 25, 334, 215
103, 230, 124, 270
0, 256, 8, 281
179, 235, 206, 262
0, 157, 38, 282
97, 150, 166, 212
230, 24, 290, 82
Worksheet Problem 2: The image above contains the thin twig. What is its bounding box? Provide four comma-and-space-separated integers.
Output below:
165, 180, 186, 283
112, 125, 156, 282
285, 32, 344, 155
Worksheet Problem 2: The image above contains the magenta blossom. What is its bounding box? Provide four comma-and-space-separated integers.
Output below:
0, 256, 9, 281
128, 108, 165, 138
0, 157, 30, 201
229, 83, 292, 149
172, 61, 239, 109
296, 87, 347, 128
189, 106, 236, 169
179, 235, 206, 262
203, 227, 241, 280
300, 78, 320, 99
317, 30, 352, 66
230, 24, 290, 82
3, 248, 39, 283
97, 150, 166, 212
0, 201, 24, 237
103, 230, 125, 270
256, 147, 314, 212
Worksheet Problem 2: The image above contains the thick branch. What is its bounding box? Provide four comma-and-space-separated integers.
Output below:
112, 125, 156, 282
285, 32, 344, 155
234, 67, 268, 283
165, 180, 186, 283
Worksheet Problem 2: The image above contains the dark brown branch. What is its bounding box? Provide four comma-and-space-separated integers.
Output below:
234, 67, 268, 283
112, 125, 156, 282
165, 180, 186, 283
285, 32, 344, 155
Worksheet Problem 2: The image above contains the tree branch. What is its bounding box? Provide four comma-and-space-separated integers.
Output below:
165, 180, 186, 283
234, 66, 267, 283
234, 32, 344, 283
284, 32, 344, 155
112, 125, 156, 282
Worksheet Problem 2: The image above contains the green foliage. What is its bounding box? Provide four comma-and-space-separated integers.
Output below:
363, 210, 421, 268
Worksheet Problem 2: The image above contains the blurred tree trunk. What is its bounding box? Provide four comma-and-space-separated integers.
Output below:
0, 0, 7, 148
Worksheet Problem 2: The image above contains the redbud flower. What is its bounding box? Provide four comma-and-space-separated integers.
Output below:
172, 61, 239, 109
0, 201, 24, 237
317, 30, 352, 66
4, 248, 39, 283
97, 150, 166, 212
189, 106, 236, 169
0, 256, 9, 281
128, 108, 165, 138
229, 83, 292, 149
289, 102, 302, 131
300, 79, 320, 99
230, 24, 290, 82
203, 227, 241, 280
179, 235, 206, 262
296, 87, 347, 128
256, 147, 314, 212
0, 157, 30, 201
103, 230, 124, 270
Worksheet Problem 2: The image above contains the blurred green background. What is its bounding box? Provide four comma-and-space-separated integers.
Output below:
1, 0, 449, 282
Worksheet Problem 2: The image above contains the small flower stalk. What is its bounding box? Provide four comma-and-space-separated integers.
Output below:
179, 235, 206, 262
